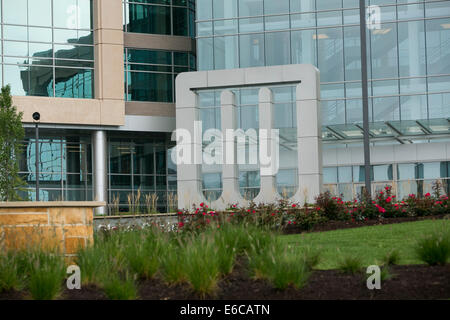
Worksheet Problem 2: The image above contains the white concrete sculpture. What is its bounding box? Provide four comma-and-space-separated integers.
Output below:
174, 64, 322, 210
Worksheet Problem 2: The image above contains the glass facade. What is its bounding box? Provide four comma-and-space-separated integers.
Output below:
124, 48, 196, 102
17, 134, 93, 201
1, 0, 94, 98
108, 135, 177, 213
196, 0, 450, 142
324, 161, 450, 200
123, 0, 195, 37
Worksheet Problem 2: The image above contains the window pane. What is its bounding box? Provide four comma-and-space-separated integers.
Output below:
239, 17, 263, 33
322, 100, 345, 126
54, 68, 93, 98
291, 29, 317, 65
317, 28, 344, 82
29, 0, 52, 27
265, 31, 290, 66
401, 95, 428, 121
214, 36, 239, 70
134, 145, 155, 175
173, 7, 188, 36
3, 26, 28, 41
264, 0, 289, 15
398, 21, 426, 77
214, 19, 238, 35
317, 10, 342, 27
110, 144, 132, 174
4, 64, 29, 96
370, 23, 398, 79
239, 33, 264, 68
197, 0, 212, 20
398, 163, 416, 180
239, 0, 263, 16
127, 72, 172, 102
324, 167, 338, 184
198, 38, 214, 70
53, 0, 77, 29
3, 0, 27, 25
344, 26, 362, 81
29, 66, 54, 97
316, 0, 342, 10
127, 4, 171, 34
373, 97, 400, 122
373, 164, 393, 181
29, 27, 53, 43
3, 41, 28, 57
197, 21, 213, 36
338, 166, 352, 183
213, 0, 237, 19
426, 18, 450, 75
265, 15, 289, 31
78, 0, 93, 29
428, 93, 450, 119
291, 13, 316, 29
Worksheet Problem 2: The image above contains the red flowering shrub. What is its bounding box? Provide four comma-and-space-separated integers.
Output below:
175, 180, 448, 233
315, 191, 348, 220
372, 186, 406, 218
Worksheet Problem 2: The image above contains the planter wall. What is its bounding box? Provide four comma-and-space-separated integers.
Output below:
0, 202, 105, 259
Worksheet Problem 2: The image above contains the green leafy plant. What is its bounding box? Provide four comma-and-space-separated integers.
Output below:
0, 85, 26, 201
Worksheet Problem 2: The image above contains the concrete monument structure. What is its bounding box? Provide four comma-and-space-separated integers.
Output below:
175, 64, 322, 210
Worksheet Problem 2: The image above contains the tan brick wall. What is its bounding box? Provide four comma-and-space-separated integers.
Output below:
0, 204, 96, 258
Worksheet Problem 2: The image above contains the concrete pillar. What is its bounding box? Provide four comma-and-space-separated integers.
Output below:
92, 131, 108, 215
212, 90, 247, 210
254, 87, 281, 205
176, 90, 206, 210
291, 76, 323, 205
93, 0, 125, 125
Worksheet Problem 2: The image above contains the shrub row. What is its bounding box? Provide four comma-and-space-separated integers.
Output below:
177, 186, 449, 233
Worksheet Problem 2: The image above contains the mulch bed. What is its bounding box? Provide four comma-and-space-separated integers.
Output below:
283, 214, 449, 235
1, 216, 448, 301
2, 261, 449, 300
58, 260, 450, 300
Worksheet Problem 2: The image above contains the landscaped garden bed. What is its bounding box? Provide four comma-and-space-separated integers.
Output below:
1, 219, 449, 300
58, 262, 449, 300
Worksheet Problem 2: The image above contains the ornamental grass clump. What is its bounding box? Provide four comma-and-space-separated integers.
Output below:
0, 251, 23, 293
183, 234, 220, 298
247, 240, 313, 290
120, 228, 163, 279
101, 271, 138, 300
415, 230, 450, 266
160, 240, 187, 285
209, 227, 237, 275
27, 249, 66, 300
76, 231, 125, 286
382, 249, 401, 266
337, 255, 363, 274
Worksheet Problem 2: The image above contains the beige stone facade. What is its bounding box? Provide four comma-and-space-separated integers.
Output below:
0, 202, 104, 258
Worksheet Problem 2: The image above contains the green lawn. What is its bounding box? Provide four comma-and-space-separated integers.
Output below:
281, 219, 450, 270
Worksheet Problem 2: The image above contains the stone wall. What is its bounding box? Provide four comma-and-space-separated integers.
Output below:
0, 202, 105, 259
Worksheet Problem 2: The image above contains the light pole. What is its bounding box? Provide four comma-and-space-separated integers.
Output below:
359, 0, 372, 197
33, 112, 40, 201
